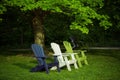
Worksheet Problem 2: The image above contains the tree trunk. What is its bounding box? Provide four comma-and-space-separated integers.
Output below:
32, 10, 45, 47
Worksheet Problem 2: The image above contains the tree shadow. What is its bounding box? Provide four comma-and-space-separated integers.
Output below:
13, 63, 35, 70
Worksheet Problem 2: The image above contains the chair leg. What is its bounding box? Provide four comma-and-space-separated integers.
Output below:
84, 59, 88, 65
74, 62, 78, 69
64, 57, 71, 71
71, 54, 78, 69
75, 55, 82, 67
53, 56, 60, 72
43, 61, 49, 74
66, 63, 71, 71
56, 64, 60, 72
81, 51, 88, 66
78, 60, 83, 67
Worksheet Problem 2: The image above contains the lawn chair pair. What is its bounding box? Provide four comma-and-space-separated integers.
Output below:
63, 41, 88, 67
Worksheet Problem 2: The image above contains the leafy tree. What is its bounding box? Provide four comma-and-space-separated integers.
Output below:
104, 0, 120, 29
0, 1, 7, 21
84, 0, 120, 47
1, 0, 112, 47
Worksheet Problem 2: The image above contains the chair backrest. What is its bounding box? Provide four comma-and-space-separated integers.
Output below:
63, 41, 73, 53
31, 44, 45, 65
50, 43, 64, 63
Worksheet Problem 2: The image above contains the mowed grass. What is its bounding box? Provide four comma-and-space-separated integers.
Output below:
0, 50, 120, 80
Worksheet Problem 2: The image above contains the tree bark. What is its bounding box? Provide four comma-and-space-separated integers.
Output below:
32, 9, 45, 47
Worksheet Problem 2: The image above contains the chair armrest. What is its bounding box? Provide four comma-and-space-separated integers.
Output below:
52, 54, 60, 56
62, 53, 77, 60
62, 53, 77, 55
62, 53, 70, 56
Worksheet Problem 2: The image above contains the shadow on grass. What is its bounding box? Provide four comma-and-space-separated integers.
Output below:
13, 63, 34, 70
12, 58, 57, 72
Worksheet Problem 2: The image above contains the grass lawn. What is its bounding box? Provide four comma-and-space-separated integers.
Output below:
0, 50, 120, 80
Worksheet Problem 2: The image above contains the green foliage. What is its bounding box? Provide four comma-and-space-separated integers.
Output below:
2, 0, 112, 33
0, 5, 7, 14
70, 22, 89, 34
59, 0, 112, 33
103, 0, 120, 29
0, 2, 7, 21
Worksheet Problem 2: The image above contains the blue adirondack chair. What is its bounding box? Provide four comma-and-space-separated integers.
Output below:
31, 44, 60, 74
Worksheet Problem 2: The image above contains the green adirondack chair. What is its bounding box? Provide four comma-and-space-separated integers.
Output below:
63, 41, 88, 67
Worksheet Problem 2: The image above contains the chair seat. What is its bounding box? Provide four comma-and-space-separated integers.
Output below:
50, 60, 77, 70
69, 60, 76, 64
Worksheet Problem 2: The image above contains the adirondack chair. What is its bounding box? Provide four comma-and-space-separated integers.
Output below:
63, 41, 88, 67
50, 42, 78, 71
31, 44, 60, 74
